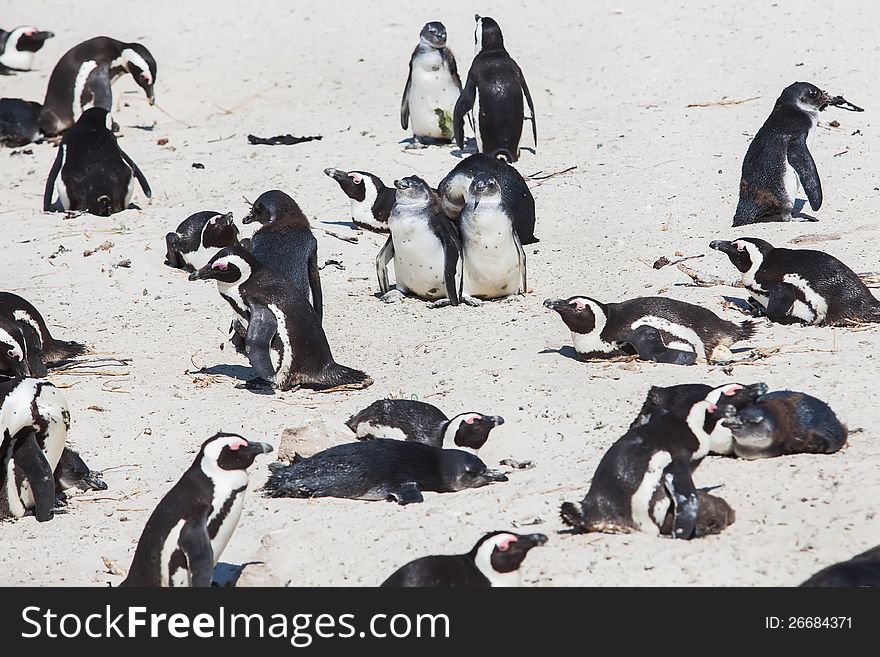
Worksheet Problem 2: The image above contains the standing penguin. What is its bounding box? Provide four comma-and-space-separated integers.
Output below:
0, 26, 54, 73
189, 246, 372, 391
400, 21, 462, 145
165, 211, 240, 272
377, 176, 462, 307
43, 107, 151, 216
120, 433, 272, 587
39, 36, 157, 137
0, 377, 69, 522
0, 291, 88, 363
382, 531, 547, 587
710, 238, 880, 325
241, 190, 323, 322
454, 15, 536, 162
733, 82, 863, 226
323, 168, 395, 233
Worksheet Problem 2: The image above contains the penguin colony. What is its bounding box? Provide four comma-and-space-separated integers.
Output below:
1, 10, 877, 588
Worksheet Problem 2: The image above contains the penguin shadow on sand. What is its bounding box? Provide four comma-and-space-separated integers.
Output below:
538, 345, 583, 362
449, 136, 478, 159
211, 561, 262, 587
195, 364, 276, 396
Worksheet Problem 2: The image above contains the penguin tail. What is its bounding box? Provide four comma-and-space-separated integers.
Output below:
44, 339, 89, 363
306, 362, 373, 392
559, 502, 587, 531
735, 319, 757, 342
96, 195, 113, 217
492, 149, 513, 163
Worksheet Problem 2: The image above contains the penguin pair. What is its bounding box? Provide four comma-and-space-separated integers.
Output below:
711, 238, 880, 326
0, 26, 54, 74
44, 107, 151, 216
165, 211, 240, 272
544, 294, 755, 365
121, 433, 272, 587
734, 82, 863, 226
382, 531, 546, 587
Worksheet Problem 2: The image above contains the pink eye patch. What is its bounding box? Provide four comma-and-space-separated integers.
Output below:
722, 384, 743, 396
227, 438, 248, 451
348, 173, 363, 184
463, 414, 481, 425
735, 243, 745, 252
7, 347, 22, 360
571, 299, 588, 310
496, 535, 518, 551
212, 261, 228, 271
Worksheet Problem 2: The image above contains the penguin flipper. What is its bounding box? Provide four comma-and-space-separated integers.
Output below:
308, 248, 323, 323
442, 227, 462, 306
179, 514, 214, 587
400, 57, 413, 130
765, 283, 800, 324
376, 236, 394, 294
518, 65, 538, 148
788, 137, 822, 211
43, 145, 64, 212
87, 64, 113, 111
453, 74, 476, 150
388, 482, 424, 505
245, 303, 279, 382
14, 428, 56, 522
622, 326, 697, 365
514, 232, 527, 294
120, 150, 152, 198
663, 463, 699, 540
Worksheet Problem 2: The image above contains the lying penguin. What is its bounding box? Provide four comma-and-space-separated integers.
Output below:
560, 413, 735, 539
712, 390, 847, 459
544, 295, 755, 364
323, 168, 394, 233
345, 399, 504, 453
382, 531, 547, 587
165, 211, 239, 272
0, 291, 88, 364
734, 81, 863, 226
710, 238, 880, 325
0, 98, 43, 147
53, 447, 107, 504
800, 545, 880, 587
263, 439, 508, 505
120, 433, 272, 587
0, 26, 54, 74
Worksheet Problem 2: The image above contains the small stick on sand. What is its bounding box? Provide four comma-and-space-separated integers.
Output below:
687, 96, 761, 108
676, 263, 743, 287
316, 226, 358, 244
527, 165, 578, 181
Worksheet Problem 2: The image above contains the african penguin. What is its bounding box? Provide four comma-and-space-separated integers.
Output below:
264, 439, 508, 505
0, 26, 54, 73
710, 237, 880, 325
39, 36, 157, 136
120, 433, 273, 587
0, 98, 43, 147
400, 21, 462, 145
323, 167, 394, 233
559, 412, 735, 539
454, 15, 536, 162
241, 190, 323, 322
0, 315, 46, 379
712, 390, 847, 459
189, 246, 372, 392
734, 82, 863, 226
377, 176, 462, 307
0, 291, 88, 363
381, 531, 547, 587
43, 107, 152, 216
345, 399, 504, 453
165, 211, 239, 272
543, 295, 755, 364
437, 152, 538, 244
54, 447, 107, 499
0, 377, 69, 522
800, 545, 880, 587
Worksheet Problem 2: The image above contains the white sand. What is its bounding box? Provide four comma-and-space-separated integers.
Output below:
2, 0, 878, 586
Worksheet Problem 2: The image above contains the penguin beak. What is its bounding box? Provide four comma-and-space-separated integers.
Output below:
483, 469, 509, 483
84, 474, 108, 491
188, 266, 211, 281
240, 441, 274, 457
709, 240, 735, 255
29, 31, 55, 43
220, 212, 234, 225
543, 298, 567, 312
482, 415, 505, 428
518, 533, 549, 550
323, 168, 346, 181
146, 86, 155, 105
241, 211, 255, 225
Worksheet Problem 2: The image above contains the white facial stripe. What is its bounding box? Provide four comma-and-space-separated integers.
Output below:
0, 328, 23, 360
783, 273, 828, 324
631, 451, 672, 534
350, 174, 380, 228
735, 241, 765, 292
121, 48, 152, 84
12, 310, 43, 347
72, 60, 99, 121
473, 533, 522, 587
474, 18, 483, 54
631, 316, 704, 359
568, 299, 614, 355
685, 400, 714, 460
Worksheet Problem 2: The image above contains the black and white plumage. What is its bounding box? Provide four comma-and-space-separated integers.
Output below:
43, 107, 151, 216
710, 237, 880, 326
120, 433, 272, 587
382, 531, 547, 587
264, 439, 508, 505
454, 15, 536, 162
241, 190, 322, 322
0, 291, 88, 364
400, 21, 462, 144
189, 246, 371, 391
0, 377, 69, 522
733, 82, 863, 226
0, 98, 42, 147
54, 447, 106, 498
377, 176, 462, 307
345, 399, 504, 453
0, 26, 54, 74
800, 545, 880, 587
543, 295, 755, 365
0, 315, 46, 380
323, 168, 394, 233
39, 36, 157, 137
165, 211, 239, 272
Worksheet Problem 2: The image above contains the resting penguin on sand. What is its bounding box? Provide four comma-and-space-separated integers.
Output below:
0, 291, 88, 364
0, 26, 54, 74
800, 545, 880, 587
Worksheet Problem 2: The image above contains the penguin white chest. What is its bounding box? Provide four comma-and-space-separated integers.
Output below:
208, 479, 247, 562
461, 205, 522, 298
408, 50, 459, 139
389, 213, 450, 299
182, 245, 219, 271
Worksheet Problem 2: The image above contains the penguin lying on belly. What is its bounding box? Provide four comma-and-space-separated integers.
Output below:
711, 237, 880, 325
0, 26, 54, 74
544, 295, 755, 365
0, 291, 88, 364
0, 98, 43, 147
165, 211, 239, 272
324, 168, 395, 233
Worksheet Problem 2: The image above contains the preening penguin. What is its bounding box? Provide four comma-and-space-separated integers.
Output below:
39, 36, 157, 136
43, 107, 152, 216
165, 211, 239, 272
120, 433, 272, 587
733, 82, 863, 226
323, 168, 394, 233
0, 291, 88, 363
382, 531, 547, 587
710, 238, 880, 325
0, 26, 54, 73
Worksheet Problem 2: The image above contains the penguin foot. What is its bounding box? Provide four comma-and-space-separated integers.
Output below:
381, 289, 405, 304
404, 141, 429, 150
462, 295, 484, 307
428, 298, 454, 309
237, 377, 276, 394
54, 493, 70, 508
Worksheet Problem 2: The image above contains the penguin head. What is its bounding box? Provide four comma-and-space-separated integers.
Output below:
468, 174, 501, 206
543, 296, 604, 334
439, 450, 508, 492
687, 382, 768, 449
419, 21, 447, 48
779, 82, 833, 112
470, 531, 548, 583
200, 432, 274, 473
0, 321, 30, 379
121, 43, 157, 105
189, 245, 259, 283
474, 15, 504, 53
55, 448, 107, 492
694, 493, 736, 536
202, 212, 239, 247
242, 190, 308, 228
718, 403, 776, 456
324, 168, 379, 202
709, 237, 773, 273
394, 175, 433, 205
0, 27, 54, 70
445, 412, 505, 452
73, 107, 114, 133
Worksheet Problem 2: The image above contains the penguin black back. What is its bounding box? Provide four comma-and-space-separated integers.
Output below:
800, 545, 880, 587
0, 26, 54, 73
0, 98, 42, 147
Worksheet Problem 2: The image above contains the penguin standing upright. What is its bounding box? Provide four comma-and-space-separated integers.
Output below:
39, 36, 157, 137
0, 26, 54, 73
400, 21, 462, 145
0, 291, 88, 363
733, 82, 863, 226
454, 15, 536, 162
165, 211, 240, 272
323, 168, 395, 233
241, 190, 323, 322
120, 433, 272, 587
43, 107, 151, 216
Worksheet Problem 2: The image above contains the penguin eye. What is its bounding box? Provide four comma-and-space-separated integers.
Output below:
348, 173, 363, 184
735, 243, 745, 252
7, 349, 14, 358
212, 261, 228, 271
